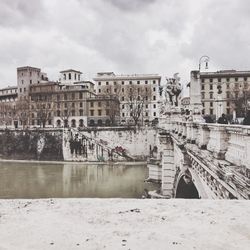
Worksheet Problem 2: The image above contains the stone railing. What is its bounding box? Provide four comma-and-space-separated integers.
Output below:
170, 121, 250, 170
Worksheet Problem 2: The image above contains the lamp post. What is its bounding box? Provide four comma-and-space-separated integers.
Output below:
199, 55, 210, 72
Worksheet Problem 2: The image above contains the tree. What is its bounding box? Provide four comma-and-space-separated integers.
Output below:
101, 85, 121, 126
230, 85, 250, 117
36, 101, 51, 128
123, 85, 152, 126
0, 102, 14, 127
15, 98, 30, 128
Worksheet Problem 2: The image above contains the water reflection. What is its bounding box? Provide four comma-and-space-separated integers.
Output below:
0, 162, 159, 198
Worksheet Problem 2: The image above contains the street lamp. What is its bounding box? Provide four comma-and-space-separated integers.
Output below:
199, 55, 210, 71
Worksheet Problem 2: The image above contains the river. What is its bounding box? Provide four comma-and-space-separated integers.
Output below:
0, 161, 159, 198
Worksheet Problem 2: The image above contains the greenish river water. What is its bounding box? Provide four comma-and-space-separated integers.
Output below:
0, 162, 159, 198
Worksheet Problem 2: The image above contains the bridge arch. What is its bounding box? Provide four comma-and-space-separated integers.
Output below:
175, 170, 200, 199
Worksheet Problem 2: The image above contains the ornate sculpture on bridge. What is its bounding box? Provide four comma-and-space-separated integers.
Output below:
165, 73, 182, 107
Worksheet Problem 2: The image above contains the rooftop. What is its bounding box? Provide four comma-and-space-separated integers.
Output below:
200, 70, 250, 77
60, 69, 82, 74
17, 66, 41, 71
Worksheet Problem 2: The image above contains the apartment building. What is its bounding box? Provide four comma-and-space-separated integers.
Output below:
93, 72, 161, 125
199, 70, 250, 119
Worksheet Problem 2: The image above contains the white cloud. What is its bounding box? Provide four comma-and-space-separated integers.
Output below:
0, 0, 250, 89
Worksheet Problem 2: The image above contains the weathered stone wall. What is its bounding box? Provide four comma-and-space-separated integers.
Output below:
89, 127, 157, 159
0, 129, 63, 161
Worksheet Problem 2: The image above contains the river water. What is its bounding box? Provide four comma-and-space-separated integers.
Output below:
0, 161, 159, 198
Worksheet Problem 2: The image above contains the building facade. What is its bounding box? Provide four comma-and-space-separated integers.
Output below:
198, 70, 250, 120
93, 72, 161, 125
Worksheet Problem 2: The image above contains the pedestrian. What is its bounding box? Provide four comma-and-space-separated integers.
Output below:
217, 113, 228, 124
243, 111, 250, 125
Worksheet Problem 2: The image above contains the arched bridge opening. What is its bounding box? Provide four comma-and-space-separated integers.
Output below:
175, 171, 200, 199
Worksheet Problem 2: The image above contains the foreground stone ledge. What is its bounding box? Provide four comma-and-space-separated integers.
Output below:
0, 199, 249, 250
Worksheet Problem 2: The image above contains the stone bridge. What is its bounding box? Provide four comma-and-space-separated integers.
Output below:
148, 120, 250, 200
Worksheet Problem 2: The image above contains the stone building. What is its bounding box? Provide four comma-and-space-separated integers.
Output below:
93, 72, 161, 125
0, 66, 120, 128
87, 95, 120, 126
199, 70, 250, 120
0, 86, 18, 127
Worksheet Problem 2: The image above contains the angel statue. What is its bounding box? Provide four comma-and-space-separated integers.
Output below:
166, 73, 182, 106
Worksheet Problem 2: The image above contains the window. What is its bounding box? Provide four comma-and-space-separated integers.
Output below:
129, 81, 132, 84
210, 102, 213, 107
145, 112, 148, 117
201, 85, 205, 90
201, 79, 204, 83
79, 93, 83, 99
98, 110, 102, 116
244, 77, 247, 81
98, 102, 101, 107
235, 77, 238, 82
145, 104, 148, 108
122, 104, 125, 109
210, 93, 213, 99
57, 110, 60, 116
90, 110, 94, 116
75, 74, 77, 80
153, 87, 156, 91
153, 96, 156, 100
80, 110, 83, 116
145, 80, 148, 84
98, 82, 101, 86
227, 83, 230, 89
210, 79, 213, 83
72, 110, 75, 116
122, 88, 124, 93
122, 113, 125, 117
106, 109, 109, 115
24, 88, 26, 92
72, 93, 75, 99
226, 78, 230, 82
114, 81, 117, 85
30, 71, 32, 76
72, 103, 75, 108
153, 112, 156, 116
137, 81, 140, 84
80, 102, 83, 108
226, 92, 230, 98
153, 104, 156, 108
121, 96, 124, 101
21, 80, 24, 84
106, 101, 110, 107
90, 102, 94, 107
202, 102, 204, 107
218, 78, 221, 82
202, 93, 205, 99
69, 73, 71, 80
227, 108, 230, 115
64, 94, 67, 100
106, 82, 109, 85
153, 80, 156, 84
98, 89, 101, 93
227, 102, 230, 107
64, 103, 67, 108
30, 80, 32, 84
19, 88, 22, 93
57, 103, 60, 108
210, 109, 213, 115
122, 81, 124, 85
210, 84, 213, 90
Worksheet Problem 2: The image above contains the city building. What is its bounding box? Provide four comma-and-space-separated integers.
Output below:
198, 70, 250, 120
93, 72, 161, 125
0, 66, 120, 128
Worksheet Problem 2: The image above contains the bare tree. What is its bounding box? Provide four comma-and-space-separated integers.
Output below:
123, 85, 152, 126
230, 85, 250, 117
0, 102, 14, 127
36, 101, 52, 128
15, 98, 30, 128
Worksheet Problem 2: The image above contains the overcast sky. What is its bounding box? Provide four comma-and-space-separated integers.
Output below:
0, 0, 250, 89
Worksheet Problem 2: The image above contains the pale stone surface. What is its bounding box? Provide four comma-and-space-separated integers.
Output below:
0, 199, 249, 250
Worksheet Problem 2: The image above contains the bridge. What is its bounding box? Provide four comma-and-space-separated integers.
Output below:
148, 118, 250, 199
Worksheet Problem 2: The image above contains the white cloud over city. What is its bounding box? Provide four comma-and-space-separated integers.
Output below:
0, 0, 250, 88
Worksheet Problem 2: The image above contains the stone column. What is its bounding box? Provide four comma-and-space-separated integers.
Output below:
190, 71, 204, 123
160, 134, 175, 198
